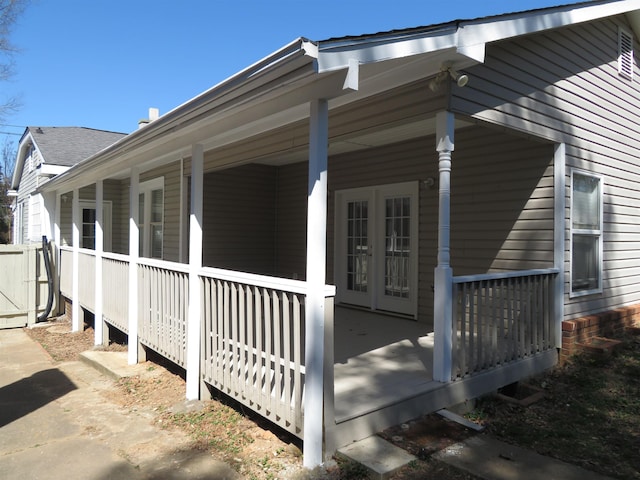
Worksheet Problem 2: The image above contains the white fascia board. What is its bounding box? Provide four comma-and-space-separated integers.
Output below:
457, 0, 640, 50
10, 131, 33, 189
315, 25, 463, 73
39, 164, 69, 176
7, 190, 17, 197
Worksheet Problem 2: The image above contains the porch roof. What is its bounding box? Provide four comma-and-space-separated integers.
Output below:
39, 0, 640, 193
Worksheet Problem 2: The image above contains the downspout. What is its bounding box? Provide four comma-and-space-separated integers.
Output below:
37, 235, 54, 322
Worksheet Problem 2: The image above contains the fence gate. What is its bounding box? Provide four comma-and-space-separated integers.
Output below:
0, 244, 48, 328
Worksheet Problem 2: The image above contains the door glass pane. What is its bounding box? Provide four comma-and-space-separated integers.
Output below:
346, 200, 368, 292
384, 197, 410, 298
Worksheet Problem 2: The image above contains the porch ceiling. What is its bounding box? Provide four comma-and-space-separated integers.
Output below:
43, 48, 475, 187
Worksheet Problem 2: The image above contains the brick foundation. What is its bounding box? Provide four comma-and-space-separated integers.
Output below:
561, 303, 640, 362
63, 296, 72, 322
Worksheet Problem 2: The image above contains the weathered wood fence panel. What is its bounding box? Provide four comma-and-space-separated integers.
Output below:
0, 244, 48, 328
452, 269, 557, 379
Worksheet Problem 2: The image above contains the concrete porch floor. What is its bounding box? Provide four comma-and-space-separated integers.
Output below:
333, 306, 437, 422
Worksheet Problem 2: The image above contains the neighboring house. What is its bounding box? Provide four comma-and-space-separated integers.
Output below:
38, 0, 640, 467
9, 127, 126, 244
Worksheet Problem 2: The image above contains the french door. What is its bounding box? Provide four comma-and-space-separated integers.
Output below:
335, 182, 418, 317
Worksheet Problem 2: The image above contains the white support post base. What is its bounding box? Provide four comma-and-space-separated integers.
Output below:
433, 266, 453, 381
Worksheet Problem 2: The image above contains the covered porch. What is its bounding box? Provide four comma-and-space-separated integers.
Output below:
43, 35, 563, 466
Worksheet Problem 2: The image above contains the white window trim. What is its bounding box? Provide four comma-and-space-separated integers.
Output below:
79, 200, 113, 251
569, 169, 603, 298
139, 177, 164, 259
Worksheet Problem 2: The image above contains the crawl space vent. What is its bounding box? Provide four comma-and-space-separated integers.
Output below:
618, 27, 634, 80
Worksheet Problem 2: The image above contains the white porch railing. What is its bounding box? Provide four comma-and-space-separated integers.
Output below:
137, 258, 189, 367
78, 250, 96, 311
103, 252, 129, 333
59, 247, 72, 298
200, 267, 320, 438
452, 268, 558, 379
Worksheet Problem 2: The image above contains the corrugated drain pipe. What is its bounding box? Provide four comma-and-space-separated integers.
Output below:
37, 235, 54, 322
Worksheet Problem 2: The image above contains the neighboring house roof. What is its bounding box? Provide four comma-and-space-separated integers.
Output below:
11, 127, 126, 190
41, 0, 640, 192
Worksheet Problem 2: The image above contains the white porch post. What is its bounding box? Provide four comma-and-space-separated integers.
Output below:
303, 98, 329, 468
186, 144, 204, 400
94, 180, 104, 346
554, 143, 566, 348
71, 188, 81, 332
433, 111, 455, 382
54, 192, 61, 315
128, 168, 140, 365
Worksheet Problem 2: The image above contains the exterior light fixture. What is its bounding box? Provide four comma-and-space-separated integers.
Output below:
429, 65, 470, 91
449, 69, 469, 87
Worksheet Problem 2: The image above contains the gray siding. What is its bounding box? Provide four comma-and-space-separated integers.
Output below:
325, 127, 553, 323
141, 161, 182, 262
275, 162, 307, 279
450, 15, 640, 320
15, 149, 40, 243
202, 164, 277, 275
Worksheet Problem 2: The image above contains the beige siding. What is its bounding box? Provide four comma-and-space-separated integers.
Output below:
325, 126, 553, 323
141, 161, 182, 262
275, 162, 307, 279
450, 15, 640, 320
202, 164, 277, 275
15, 151, 40, 243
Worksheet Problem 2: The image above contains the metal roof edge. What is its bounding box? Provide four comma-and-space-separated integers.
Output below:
313, 0, 640, 72
40, 38, 315, 193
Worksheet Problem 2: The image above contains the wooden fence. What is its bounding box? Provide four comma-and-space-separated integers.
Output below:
452, 269, 558, 379
0, 244, 48, 328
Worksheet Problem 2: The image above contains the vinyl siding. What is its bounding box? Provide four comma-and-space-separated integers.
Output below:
141, 161, 182, 262
202, 164, 277, 274
15, 149, 40, 243
325, 126, 553, 323
275, 162, 307, 279
450, 15, 640, 320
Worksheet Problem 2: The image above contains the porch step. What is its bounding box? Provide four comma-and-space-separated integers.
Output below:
79, 350, 148, 380
336, 435, 416, 480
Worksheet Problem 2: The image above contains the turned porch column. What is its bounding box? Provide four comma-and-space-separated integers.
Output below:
433, 111, 455, 382
304, 98, 329, 468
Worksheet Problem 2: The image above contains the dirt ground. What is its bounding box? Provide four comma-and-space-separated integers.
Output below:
25, 316, 482, 479
24, 317, 640, 479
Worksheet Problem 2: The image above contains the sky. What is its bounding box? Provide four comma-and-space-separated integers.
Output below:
1, 0, 586, 140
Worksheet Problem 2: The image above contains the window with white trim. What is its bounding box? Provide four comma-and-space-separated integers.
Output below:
78, 201, 113, 251
570, 170, 603, 296
138, 177, 164, 259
